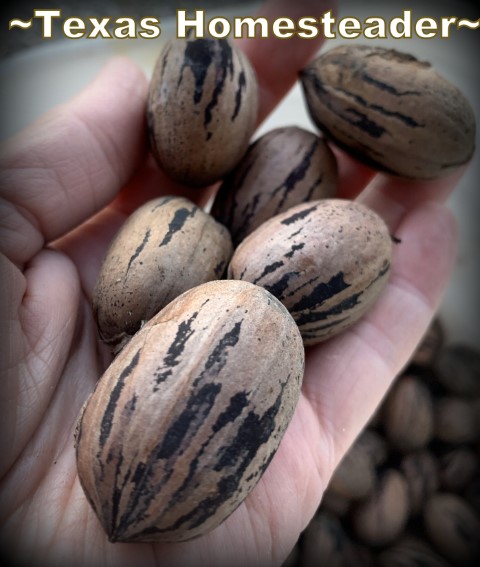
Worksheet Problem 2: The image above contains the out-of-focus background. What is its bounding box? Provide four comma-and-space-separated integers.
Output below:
1, 0, 479, 347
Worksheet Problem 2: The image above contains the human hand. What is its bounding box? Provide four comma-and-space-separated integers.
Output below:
0, 1, 462, 565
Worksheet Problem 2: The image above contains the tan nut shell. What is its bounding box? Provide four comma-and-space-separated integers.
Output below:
300, 45, 476, 179
77, 280, 305, 543
92, 196, 232, 349
228, 199, 392, 345
211, 126, 338, 246
147, 37, 258, 186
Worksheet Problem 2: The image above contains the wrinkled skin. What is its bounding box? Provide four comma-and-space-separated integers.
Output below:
0, 1, 463, 566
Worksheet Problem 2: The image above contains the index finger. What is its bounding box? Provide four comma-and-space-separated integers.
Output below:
0, 57, 148, 267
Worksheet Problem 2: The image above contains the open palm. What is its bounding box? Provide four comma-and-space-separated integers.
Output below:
0, 1, 461, 565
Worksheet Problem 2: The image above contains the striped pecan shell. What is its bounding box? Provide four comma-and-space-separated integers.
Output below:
300, 45, 475, 179
92, 196, 233, 351
211, 126, 338, 246
147, 37, 258, 186
77, 280, 304, 542
228, 199, 392, 346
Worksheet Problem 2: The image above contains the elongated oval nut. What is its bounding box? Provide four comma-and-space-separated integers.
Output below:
92, 196, 233, 350
211, 126, 338, 246
147, 37, 258, 186
228, 199, 392, 345
77, 280, 305, 543
300, 45, 475, 179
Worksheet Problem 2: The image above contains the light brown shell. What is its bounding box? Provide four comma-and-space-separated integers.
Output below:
228, 199, 392, 346
211, 126, 338, 246
77, 280, 304, 543
92, 196, 232, 350
300, 45, 476, 179
147, 37, 258, 186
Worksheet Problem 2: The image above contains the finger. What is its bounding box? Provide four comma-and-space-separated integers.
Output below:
238, 0, 338, 123
358, 167, 466, 230
303, 202, 457, 464
333, 147, 376, 200
1, 248, 81, 478
0, 57, 148, 266
109, 155, 218, 217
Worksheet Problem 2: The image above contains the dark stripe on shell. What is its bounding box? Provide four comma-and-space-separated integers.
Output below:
272, 139, 320, 213
112, 382, 223, 540
113, 320, 248, 540
214, 260, 227, 278
264, 271, 300, 300
301, 317, 350, 338
284, 243, 305, 259
125, 228, 151, 278
281, 204, 318, 226
159, 207, 195, 247
179, 38, 215, 104
236, 192, 261, 244
204, 40, 234, 134
290, 272, 351, 313
337, 88, 423, 128
232, 70, 246, 121
305, 175, 324, 201
154, 311, 199, 387
158, 389, 252, 523
145, 385, 287, 535
253, 261, 285, 284
202, 320, 243, 375
362, 72, 422, 97
99, 348, 141, 450
344, 108, 386, 138
155, 383, 222, 461
212, 391, 250, 433
365, 261, 391, 290
294, 292, 363, 327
